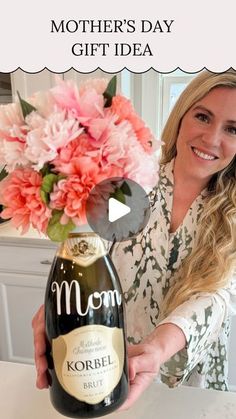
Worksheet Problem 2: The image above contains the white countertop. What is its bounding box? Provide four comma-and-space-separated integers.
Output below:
0, 361, 236, 419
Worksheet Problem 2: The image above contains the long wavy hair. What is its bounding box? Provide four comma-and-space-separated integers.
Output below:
161, 69, 236, 316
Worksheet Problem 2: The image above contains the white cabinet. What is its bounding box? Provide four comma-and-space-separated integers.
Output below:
0, 236, 57, 364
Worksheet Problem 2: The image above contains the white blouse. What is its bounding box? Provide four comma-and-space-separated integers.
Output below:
111, 159, 236, 390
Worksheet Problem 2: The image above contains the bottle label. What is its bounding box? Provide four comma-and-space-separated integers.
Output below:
59, 235, 109, 267
52, 324, 124, 404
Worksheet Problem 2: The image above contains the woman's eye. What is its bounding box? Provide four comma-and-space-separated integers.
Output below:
225, 126, 236, 135
195, 113, 209, 123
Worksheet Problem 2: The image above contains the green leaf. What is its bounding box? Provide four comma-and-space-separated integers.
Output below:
41, 173, 58, 194
0, 166, 8, 181
120, 181, 132, 197
17, 91, 37, 119
103, 75, 117, 108
110, 187, 126, 204
46, 210, 75, 242
40, 173, 60, 205
40, 163, 51, 177
40, 189, 49, 205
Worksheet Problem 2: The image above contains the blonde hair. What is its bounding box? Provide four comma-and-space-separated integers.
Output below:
161, 70, 236, 316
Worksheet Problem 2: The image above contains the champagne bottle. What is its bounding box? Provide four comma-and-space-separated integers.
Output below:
45, 232, 128, 418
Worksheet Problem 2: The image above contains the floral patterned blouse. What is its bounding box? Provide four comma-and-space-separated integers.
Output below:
111, 159, 236, 391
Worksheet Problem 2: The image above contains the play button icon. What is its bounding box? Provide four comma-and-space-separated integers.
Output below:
108, 198, 131, 222
86, 177, 151, 242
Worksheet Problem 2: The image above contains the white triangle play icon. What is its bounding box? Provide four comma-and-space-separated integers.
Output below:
108, 197, 131, 222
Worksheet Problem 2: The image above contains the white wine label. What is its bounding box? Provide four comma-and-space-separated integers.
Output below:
52, 325, 124, 404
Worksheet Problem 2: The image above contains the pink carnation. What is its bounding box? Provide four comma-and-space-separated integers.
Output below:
0, 77, 161, 241
79, 78, 108, 96
0, 139, 30, 172
50, 169, 100, 225
51, 126, 131, 181
51, 79, 105, 122
0, 103, 30, 170
0, 102, 26, 140
24, 109, 83, 170
109, 95, 155, 153
50, 153, 119, 226
100, 120, 159, 190
109, 95, 134, 121
52, 134, 100, 175
29, 90, 57, 118
0, 168, 51, 234
50, 176, 89, 225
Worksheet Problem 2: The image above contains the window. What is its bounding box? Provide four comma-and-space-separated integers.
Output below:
160, 71, 194, 130
121, 70, 197, 139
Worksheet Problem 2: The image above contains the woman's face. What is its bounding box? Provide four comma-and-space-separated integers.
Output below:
175, 87, 236, 184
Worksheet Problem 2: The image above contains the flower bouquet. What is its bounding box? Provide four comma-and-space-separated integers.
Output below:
0, 76, 160, 242
0, 75, 161, 417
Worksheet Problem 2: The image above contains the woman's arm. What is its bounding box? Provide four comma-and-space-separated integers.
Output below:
144, 323, 187, 360
159, 276, 236, 388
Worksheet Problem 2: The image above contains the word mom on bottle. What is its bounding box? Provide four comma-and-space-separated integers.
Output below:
51, 280, 122, 316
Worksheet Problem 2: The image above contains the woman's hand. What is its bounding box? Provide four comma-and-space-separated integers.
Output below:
120, 323, 186, 411
32, 304, 49, 389
120, 343, 161, 411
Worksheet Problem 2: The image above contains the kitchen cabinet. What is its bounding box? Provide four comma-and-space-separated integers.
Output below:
0, 234, 57, 364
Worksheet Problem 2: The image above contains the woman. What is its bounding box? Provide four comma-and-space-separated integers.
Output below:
32, 69, 236, 410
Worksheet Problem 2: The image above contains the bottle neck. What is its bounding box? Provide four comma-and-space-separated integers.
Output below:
72, 223, 94, 234
58, 228, 110, 266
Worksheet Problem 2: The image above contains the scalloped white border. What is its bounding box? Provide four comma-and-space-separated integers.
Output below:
0, 0, 235, 73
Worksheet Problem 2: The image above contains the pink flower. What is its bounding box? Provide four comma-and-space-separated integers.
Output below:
100, 120, 159, 190
86, 115, 115, 142
109, 95, 134, 122
0, 168, 51, 234
24, 109, 83, 170
0, 102, 25, 137
50, 153, 119, 226
50, 164, 104, 225
109, 95, 155, 153
0, 77, 161, 241
0, 140, 30, 172
51, 79, 105, 122
50, 176, 88, 225
52, 133, 100, 175
29, 90, 57, 118
79, 78, 108, 96
0, 103, 29, 170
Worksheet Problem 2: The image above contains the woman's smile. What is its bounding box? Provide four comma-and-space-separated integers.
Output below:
191, 146, 218, 161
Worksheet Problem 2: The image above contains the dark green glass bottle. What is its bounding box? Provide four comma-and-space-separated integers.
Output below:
45, 232, 128, 418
